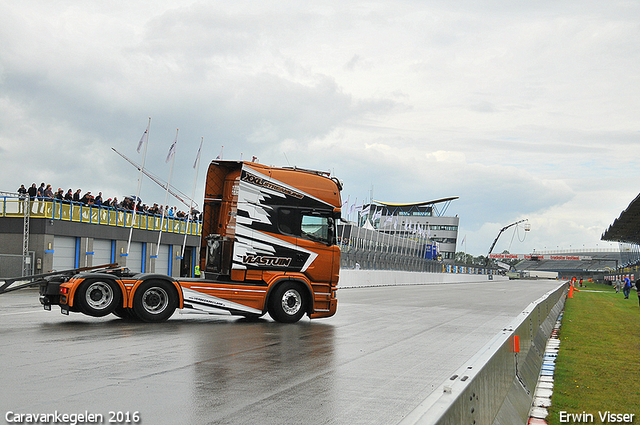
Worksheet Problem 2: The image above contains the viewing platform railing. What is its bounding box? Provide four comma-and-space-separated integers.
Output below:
0, 196, 201, 236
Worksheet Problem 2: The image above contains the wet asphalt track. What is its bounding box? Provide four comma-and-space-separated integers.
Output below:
0, 279, 563, 425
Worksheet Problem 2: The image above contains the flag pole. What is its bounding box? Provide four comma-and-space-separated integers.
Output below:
155, 129, 178, 258
181, 137, 203, 259
127, 117, 150, 255
374, 206, 381, 253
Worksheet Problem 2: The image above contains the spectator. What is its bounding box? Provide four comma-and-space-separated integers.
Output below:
94, 192, 103, 206
55, 188, 64, 200
623, 276, 632, 299
27, 183, 37, 200
17, 184, 27, 213
44, 184, 54, 198
122, 197, 133, 210
80, 191, 92, 205
37, 183, 46, 199
64, 189, 73, 202
73, 189, 81, 203
17, 184, 27, 199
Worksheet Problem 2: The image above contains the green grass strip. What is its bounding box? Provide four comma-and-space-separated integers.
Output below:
547, 282, 640, 424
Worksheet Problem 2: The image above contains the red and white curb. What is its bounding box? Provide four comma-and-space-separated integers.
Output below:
528, 312, 563, 425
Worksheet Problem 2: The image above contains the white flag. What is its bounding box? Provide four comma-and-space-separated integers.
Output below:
341, 195, 349, 210
166, 130, 178, 163
193, 137, 203, 169
137, 128, 148, 153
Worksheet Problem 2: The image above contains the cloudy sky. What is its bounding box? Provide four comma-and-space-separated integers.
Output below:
1, 0, 639, 256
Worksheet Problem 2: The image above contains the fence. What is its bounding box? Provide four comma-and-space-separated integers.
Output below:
0, 196, 202, 236
400, 282, 567, 425
338, 224, 498, 275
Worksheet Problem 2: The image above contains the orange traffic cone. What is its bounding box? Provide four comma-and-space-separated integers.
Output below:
568, 283, 574, 298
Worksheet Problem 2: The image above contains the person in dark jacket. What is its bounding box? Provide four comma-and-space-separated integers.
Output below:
636, 279, 640, 308
27, 183, 37, 200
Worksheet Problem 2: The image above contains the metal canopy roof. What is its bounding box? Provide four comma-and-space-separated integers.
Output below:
601, 192, 640, 245
373, 197, 459, 207
373, 197, 459, 218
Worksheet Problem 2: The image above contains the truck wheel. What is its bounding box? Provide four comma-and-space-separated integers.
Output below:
268, 282, 307, 323
76, 279, 121, 317
132, 280, 177, 322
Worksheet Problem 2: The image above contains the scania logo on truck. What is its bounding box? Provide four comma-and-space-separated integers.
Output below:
242, 255, 292, 267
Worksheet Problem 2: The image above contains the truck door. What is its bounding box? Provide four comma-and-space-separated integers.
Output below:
295, 211, 338, 284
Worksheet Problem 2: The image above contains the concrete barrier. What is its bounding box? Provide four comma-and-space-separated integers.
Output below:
399, 280, 567, 425
338, 269, 509, 288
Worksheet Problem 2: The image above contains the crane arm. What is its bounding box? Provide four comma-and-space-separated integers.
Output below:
485, 219, 528, 264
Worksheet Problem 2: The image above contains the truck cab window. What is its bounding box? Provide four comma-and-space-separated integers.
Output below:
278, 208, 301, 235
301, 214, 330, 244
277, 208, 335, 245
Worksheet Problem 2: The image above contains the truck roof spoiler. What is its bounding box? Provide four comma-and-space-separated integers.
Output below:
0, 263, 120, 295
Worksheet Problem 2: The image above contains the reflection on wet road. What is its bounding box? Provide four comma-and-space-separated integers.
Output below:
0, 279, 561, 424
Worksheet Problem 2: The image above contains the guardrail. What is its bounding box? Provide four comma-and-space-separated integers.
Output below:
400, 281, 567, 425
0, 197, 201, 236
338, 224, 500, 275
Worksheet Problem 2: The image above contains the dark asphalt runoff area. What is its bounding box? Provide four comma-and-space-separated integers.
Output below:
0, 279, 563, 425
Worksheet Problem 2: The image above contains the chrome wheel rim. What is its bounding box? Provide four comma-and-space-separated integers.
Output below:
86, 281, 114, 310
142, 287, 169, 314
281, 289, 302, 316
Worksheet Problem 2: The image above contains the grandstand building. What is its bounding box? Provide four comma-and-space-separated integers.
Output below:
512, 250, 620, 281
511, 191, 640, 281
360, 197, 459, 261
600, 191, 640, 280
